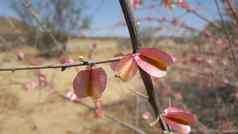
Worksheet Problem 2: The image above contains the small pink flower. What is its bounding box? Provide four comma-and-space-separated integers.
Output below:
23, 80, 38, 91
142, 112, 152, 120
15, 49, 25, 61
65, 90, 81, 102
130, 0, 143, 9
163, 107, 195, 134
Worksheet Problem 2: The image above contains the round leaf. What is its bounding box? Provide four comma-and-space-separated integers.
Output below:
73, 67, 107, 99
134, 55, 167, 78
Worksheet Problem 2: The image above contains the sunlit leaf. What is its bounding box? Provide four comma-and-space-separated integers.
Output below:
134, 54, 167, 78
73, 67, 107, 98
164, 107, 195, 125
139, 48, 174, 70
114, 54, 138, 81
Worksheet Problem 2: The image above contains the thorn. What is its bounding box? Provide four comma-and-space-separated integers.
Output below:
61, 67, 66, 71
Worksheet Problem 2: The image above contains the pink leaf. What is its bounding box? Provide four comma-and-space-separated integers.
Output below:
15, 49, 25, 61
164, 118, 191, 134
130, 0, 143, 9
35, 69, 48, 87
142, 112, 152, 120
59, 56, 75, 65
23, 80, 38, 91
65, 90, 81, 102
134, 55, 167, 78
139, 48, 174, 68
73, 67, 107, 99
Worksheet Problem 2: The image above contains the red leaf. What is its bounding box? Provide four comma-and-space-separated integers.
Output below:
139, 48, 174, 70
177, 1, 192, 10
134, 55, 167, 78
164, 107, 195, 125
164, 118, 191, 134
114, 54, 138, 81
73, 67, 107, 98
163, 0, 173, 8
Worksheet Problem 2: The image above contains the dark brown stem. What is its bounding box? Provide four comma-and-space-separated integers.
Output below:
119, 0, 168, 132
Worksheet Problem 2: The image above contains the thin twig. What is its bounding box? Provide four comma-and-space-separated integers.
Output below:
188, 9, 221, 29
22, 0, 66, 55
64, 97, 146, 134
0, 57, 122, 72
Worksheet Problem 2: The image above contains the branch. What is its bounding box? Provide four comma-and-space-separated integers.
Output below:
188, 9, 221, 29
56, 93, 146, 134
214, 0, 238, 78
226, 0, 238, 24
0, 57, 122, 72
118, 0, 169, 132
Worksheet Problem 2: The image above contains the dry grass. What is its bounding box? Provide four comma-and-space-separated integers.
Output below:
0, 38, 237, 134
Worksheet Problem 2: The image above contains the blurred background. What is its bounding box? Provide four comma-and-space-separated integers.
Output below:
0, 0, 238, 133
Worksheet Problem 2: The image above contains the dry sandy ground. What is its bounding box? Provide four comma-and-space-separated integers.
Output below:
0, 38, 161, 134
